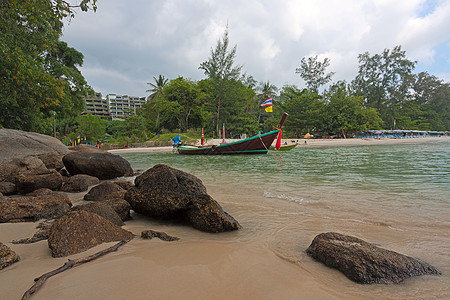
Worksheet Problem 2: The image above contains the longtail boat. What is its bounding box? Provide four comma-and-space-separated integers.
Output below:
269, 144, 297, 151
177, 113, 288, 155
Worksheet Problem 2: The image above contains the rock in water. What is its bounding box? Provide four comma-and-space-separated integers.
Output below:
306, 232, 441, 284
62, 152, 133, 180
48, 210, 133, 257
125, 164, 241, 233
0, 242, 20, 270
141, 230, 179, 241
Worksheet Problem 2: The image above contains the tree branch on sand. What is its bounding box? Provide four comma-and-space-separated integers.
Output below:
21, 240, 128, 300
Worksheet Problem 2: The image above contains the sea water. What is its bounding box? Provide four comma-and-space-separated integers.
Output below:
118, 140, 449, 299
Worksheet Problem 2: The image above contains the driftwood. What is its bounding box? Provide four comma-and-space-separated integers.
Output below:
22, 240, 127, 300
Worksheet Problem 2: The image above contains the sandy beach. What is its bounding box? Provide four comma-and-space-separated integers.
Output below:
108, 136, 449, 154
2, 136, 448, 299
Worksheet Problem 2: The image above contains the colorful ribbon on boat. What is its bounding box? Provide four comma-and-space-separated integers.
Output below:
275, 126, 282, 150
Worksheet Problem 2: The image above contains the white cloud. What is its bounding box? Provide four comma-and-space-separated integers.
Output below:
62, 0, 450, 96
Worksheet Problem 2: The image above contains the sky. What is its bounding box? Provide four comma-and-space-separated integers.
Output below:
62, 0, 450, 97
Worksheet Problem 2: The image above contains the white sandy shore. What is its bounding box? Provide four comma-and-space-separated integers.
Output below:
108, 136, 449, 154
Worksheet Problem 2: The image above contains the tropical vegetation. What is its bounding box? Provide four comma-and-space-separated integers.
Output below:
1, 1, 448, 144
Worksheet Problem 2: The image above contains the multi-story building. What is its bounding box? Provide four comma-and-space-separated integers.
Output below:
83, 92, 110, 118
107, 94, 147, 120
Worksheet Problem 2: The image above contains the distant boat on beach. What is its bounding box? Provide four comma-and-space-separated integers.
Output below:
269, 144, 297, 151
176, 113, 288, 155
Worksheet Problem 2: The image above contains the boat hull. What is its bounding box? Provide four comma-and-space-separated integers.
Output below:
269, 144, 297, 151
177, 130, 279, 155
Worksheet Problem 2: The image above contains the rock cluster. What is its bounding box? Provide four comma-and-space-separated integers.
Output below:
306, 232, 441, 284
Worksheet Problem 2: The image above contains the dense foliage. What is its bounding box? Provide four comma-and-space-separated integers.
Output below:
0, 0, 96, 133
1, 2, 448, 141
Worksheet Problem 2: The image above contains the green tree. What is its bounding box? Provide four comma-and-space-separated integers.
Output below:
278, 85, 324, 137
199, 27, 242, 138
75, 113, 105, 142
323, 85, 382, 137
0, 0, 96, 132
295, 55, 335, 93
352, 46, 416, 127
162, 77, 202, 131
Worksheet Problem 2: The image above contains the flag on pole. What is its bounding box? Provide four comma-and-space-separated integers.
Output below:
261, 97, 273, 112
261, 97, 272, 107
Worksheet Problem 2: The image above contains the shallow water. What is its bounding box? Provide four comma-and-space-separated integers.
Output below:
119, 140, 450, 299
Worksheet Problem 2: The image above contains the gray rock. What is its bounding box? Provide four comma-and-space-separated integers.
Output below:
0, 156, 48, 183
0, 193, 72, 223
103, 191, 131, 221
72, 202, 124, 226
15, 170, 63, 194
48, 210, 133, 257
141, 230, 179, 241
84, 182, 125, 201
306, 232, 441, 284
61, 174, 100, 192
62, 152, 133, 180
0, 128, 69, 165
125, 164, 241, 233
0, 182, 16, 196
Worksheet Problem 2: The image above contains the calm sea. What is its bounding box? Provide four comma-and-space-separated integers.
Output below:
118, 140, 450, 298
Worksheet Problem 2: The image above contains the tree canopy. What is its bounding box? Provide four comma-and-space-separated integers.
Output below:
0, 0, 96, 132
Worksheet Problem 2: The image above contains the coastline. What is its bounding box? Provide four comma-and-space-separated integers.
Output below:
2, 136, 448, 299
108, 136, 449, 154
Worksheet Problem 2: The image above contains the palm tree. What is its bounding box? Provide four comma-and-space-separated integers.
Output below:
146, 75, 168, 100
146, 75, 168, 128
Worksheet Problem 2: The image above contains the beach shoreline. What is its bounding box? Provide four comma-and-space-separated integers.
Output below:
108, 136, 449, 154
2, 136, 448, 299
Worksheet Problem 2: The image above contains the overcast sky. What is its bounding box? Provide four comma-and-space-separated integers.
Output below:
62, 0, 450, 97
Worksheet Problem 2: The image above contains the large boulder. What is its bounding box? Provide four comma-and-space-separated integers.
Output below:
15, 170, 63, 194
61, 174, 100, 193
48, 210, 133, 257
0, 242, 20, 270
306, 232, 441, 284
62, 152, 133, 180
125, 164, 241, 233
0, 193, 72, 223
84, 182, 125, 201
0, 129, 69, 165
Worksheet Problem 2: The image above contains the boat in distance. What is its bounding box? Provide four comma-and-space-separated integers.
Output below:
177, 113, 288, 155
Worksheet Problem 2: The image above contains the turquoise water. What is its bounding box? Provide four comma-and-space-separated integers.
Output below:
118, 140, 450, 298
121, 141, 449, 208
